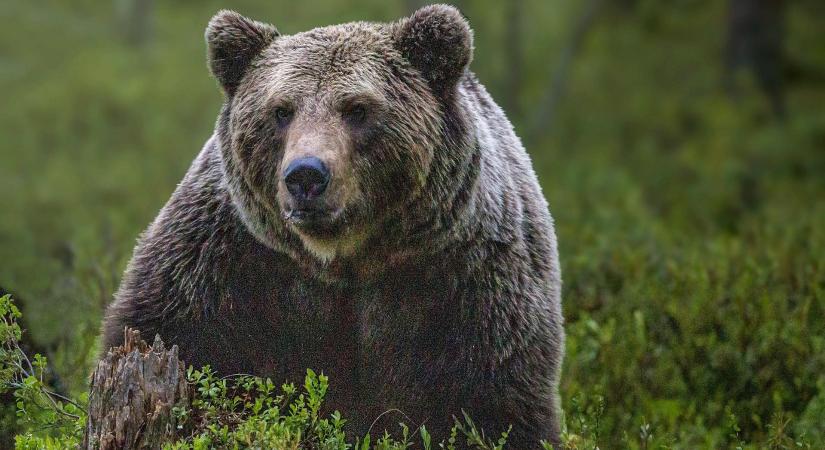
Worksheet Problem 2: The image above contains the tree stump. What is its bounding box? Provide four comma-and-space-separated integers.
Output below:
83, 328, 190, 450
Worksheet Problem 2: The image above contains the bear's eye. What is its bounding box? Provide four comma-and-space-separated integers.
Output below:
274, 107, 293, 124
344, 104, 368, 124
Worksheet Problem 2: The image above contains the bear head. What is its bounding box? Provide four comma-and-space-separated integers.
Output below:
206, 5, 474, 266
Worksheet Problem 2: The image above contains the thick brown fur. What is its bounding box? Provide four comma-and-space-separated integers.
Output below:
102, 5, 564, 448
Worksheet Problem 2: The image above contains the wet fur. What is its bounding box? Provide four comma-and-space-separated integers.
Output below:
102, 5, 564, 448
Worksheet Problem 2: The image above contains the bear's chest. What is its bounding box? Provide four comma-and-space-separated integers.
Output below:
214, 256, 481, 436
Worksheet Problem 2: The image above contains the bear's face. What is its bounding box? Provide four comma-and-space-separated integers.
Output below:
206, 7, 472, 262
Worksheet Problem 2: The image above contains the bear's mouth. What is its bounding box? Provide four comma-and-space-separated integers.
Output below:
283, 207, 346, 237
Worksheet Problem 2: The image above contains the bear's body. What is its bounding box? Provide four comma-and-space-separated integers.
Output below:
102, 6, 564, 448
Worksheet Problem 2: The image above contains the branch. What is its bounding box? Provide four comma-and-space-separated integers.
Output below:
529, 0, 603, 143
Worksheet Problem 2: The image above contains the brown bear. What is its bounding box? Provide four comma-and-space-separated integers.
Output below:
101, 5, 564, 448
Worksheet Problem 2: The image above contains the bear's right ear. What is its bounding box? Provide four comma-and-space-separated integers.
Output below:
393, 4, 474, 97
205, 10, 279, 96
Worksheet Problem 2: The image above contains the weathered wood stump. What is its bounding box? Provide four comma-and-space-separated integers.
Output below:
83, 328, 191, 450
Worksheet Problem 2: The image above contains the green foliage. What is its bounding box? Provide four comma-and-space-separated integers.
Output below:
167, 367, 515, 449
1, 295, 85, 449
534, 3, 825, 447
0, 294, 23, 385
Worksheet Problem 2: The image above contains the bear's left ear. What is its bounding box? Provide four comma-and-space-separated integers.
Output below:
393, 4, 474, 97
206, 10, 279, 96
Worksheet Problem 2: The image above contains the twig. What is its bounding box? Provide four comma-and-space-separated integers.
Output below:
367, 408, 415, 437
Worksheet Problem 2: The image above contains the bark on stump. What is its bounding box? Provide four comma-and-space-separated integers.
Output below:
83, 328, 190, 450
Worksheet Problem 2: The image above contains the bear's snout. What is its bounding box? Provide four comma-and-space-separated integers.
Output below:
283, 156, 330, 201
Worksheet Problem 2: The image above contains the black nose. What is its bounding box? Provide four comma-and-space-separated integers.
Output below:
283, 157, 330, 200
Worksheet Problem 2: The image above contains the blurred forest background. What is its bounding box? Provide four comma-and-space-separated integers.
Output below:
1, 0, 824, 447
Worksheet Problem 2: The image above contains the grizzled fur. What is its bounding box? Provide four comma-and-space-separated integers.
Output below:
102, 5, 564, 448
